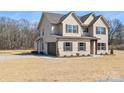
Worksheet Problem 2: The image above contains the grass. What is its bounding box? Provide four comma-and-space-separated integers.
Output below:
0, 49, 33, 55
0, 50, 124, 81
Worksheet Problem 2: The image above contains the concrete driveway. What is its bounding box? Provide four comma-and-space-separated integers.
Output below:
0, 55, 57, 61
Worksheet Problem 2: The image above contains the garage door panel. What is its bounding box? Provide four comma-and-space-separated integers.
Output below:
48, 43, 56, 56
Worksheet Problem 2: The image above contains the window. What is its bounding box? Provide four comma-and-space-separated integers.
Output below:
78, 43, 86, 51
51, 25, 55, 34
67, 25, 72, 33
101, 43, 106, 50
73, 25, 78, 33
84, 28, 88, 33
51, 26, 54, 31
96, 27, 106, 34
66, 24, 78, 33
97, 43, 106, 50
64, 42, 72, 51
42, 28, 44, 36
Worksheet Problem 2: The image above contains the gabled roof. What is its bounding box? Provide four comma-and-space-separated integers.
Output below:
37, 12, 64, 29
37, 12, 83, 29
45, 12, 64, 24
89, 16, 101, 26
37, 12, 109, 29
58, 12, 72, 23
80, 13, 96, 23
89, 15, 109, 28
58, 12, 83, 26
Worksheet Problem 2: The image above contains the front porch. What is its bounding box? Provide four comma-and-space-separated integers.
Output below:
56, 39, 98, 57
90, 40, 97, 55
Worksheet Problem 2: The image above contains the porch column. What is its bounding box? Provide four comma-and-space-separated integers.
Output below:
93, 40, 97, 55
95, 40, 97, 55
56, 41, 59, 57
93, 41, 96, 55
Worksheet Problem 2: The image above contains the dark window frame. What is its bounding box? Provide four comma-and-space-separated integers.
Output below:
96, 27, 106, 35
42, 28, 44, 36
97, 43, 106, 50
66, 24, 78, 33
84, 28, 89, 33
78, 43, 86, 51
64, 42, 73, 51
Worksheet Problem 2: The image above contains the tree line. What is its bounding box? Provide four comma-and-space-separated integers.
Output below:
0, 17, 38, 50
0, 17, 124, 50
108, 19, 124, 50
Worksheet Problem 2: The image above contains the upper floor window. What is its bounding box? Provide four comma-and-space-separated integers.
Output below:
96, 27, 106, 35
42, 28, 44, 36
84, 28, 89, 33
51, 26, 55, 34
51, 26, 54, 31
64, 42, 72, 51
97, 43, 106, 50
78, 43, 86, 51
66, 24, 78, 33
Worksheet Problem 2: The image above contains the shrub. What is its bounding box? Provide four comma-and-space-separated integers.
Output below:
87, 54, 90, 56
64, 55, 66, 57
110, 49, 114, 54
76, 53, 80, 56
105, 52, 108, 55
82, 54, 85, 56
70, 55, 73, 57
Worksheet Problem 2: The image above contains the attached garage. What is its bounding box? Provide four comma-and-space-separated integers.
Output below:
48, 42, 56, 56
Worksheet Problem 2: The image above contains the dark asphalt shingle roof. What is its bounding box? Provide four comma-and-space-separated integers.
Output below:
80, 13, 93, 23
89, 16, 101, 26
40, 12, 108, 28
45, 12, 64, 24
44, 12, 94, 24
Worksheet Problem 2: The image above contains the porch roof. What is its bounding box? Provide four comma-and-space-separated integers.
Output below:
51, 35, 100, 41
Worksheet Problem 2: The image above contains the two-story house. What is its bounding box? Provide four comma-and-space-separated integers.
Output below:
34, 12, 109, 57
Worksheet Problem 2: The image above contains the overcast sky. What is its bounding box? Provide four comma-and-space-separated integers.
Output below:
0, 11, 124, 23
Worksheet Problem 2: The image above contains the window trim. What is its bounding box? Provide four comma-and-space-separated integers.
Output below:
96, 27, 106, 35
78, 42, 86, 51
83, 28, 89, 33
63, 42, 72, 51
97, 43, 106, 50
66, 24, 78, 33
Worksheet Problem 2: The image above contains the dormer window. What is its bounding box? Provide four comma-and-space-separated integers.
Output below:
66, 24, 78, 33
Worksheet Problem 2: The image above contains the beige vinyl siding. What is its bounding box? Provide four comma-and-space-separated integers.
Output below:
83, 15, 95, 25
93, 17, 108, 54
58, 40, 90, 57
62, 14, 81, 37
35, 12, 109, 56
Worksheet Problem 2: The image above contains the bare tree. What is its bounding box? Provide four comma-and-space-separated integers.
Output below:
108, 19, 124, 53
0, 17, 38, 50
